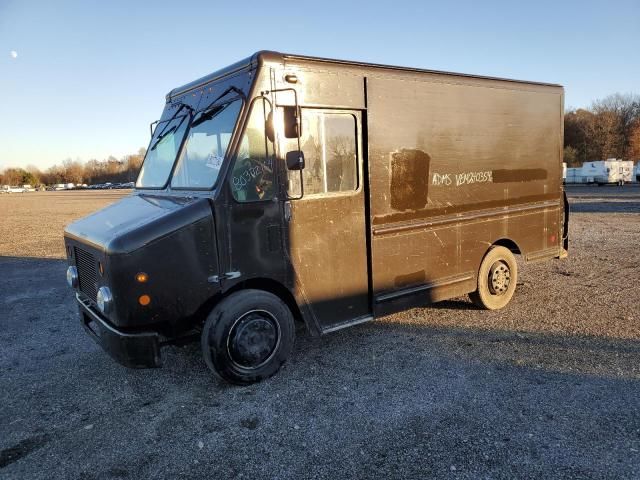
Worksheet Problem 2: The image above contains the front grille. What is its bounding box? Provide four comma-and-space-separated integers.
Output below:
75, 247, 99, 301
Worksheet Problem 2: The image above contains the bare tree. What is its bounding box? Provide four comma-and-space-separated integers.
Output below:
63, 158, 85, 184
628, 120, 640, 161
591, 93, 640, 158
565, 92, 640, 163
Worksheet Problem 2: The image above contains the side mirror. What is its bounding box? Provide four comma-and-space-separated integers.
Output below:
286, 150, 305, 171
265, 110, 275, 143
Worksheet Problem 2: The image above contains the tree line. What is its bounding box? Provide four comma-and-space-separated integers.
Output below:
0, 148, 146, 187
564, 93, 640, 167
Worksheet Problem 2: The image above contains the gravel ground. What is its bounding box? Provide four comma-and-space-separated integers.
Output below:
1, 187, 639, 479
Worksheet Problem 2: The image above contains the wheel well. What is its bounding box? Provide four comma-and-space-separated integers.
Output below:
492, 238, 522, 255
225, 278, 304, 325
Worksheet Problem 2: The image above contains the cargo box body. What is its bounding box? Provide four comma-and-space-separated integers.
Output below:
246, 53, 566, 321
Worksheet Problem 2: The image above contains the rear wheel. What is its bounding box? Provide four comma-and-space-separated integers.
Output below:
469, 246, 518, 310
201, 289, 295, 385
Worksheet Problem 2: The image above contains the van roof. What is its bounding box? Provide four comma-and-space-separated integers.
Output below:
167, 50, 562, 99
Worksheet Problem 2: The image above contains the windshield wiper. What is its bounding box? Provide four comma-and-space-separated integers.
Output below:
151, 102, 194, 147
191, 104, 227, 128
149, 124, 179, 152
196, 86, 245, 118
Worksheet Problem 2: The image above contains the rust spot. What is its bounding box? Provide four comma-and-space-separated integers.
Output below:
390, 149, 430, 211
394, 270, 426, 288
492, 168, 547, 183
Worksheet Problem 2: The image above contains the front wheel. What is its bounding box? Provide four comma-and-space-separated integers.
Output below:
201, 289, 295, 385
469, 246, 518, 310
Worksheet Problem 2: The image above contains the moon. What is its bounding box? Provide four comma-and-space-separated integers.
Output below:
10, 51, 18, 59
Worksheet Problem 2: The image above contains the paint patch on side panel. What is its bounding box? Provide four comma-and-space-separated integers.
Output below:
390, 149, 430, 211
493, 169, 548, 183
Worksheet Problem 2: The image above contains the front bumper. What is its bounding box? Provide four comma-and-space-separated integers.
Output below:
77, 294, 162, 368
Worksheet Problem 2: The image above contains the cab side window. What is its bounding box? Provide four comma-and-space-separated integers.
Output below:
288, 111, 358, 196
230, 99, 275, 202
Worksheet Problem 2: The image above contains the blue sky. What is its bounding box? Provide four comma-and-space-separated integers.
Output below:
1, 0, 639, 170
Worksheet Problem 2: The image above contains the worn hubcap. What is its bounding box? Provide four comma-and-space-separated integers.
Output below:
488, 261, 511, 295
228, 311, 279, 369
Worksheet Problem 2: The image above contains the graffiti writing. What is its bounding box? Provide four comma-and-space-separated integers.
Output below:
455, 171, 492, 186
432, 173, 452, 186
232, 157, 274, 192
431, 171, 493, 187
232, 164, 264, 191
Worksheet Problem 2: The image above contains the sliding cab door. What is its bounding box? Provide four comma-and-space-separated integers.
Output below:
284, 109, 370, 331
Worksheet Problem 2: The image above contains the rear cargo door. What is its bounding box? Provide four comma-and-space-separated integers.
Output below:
284, 108, 370, 331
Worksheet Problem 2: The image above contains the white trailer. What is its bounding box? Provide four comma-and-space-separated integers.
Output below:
580, 160, 614, 184
565, 167, 583, 184
580, 159, 626, 185
619, 161, 634, 184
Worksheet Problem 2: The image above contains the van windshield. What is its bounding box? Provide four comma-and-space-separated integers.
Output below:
137, 115, 189, 188
171, 99, 242, 189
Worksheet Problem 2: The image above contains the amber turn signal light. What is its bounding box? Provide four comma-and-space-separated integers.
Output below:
138, 295, 151, 306
135, 272, 148, 283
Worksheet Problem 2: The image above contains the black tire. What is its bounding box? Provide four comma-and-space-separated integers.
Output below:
201, 289, 295, 385
469, 246, 518, 310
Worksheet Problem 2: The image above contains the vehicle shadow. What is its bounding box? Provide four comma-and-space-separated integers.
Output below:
3, 254, 637, 384
427, 298, 483, 310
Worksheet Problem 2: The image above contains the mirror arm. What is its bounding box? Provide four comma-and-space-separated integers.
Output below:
149, 120, 159, 138
262, 97, 268, 164
262, 88, 304, 200
296, 163, 304, 200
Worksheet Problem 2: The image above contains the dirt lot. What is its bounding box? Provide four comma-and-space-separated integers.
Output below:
1, 187, 639, 479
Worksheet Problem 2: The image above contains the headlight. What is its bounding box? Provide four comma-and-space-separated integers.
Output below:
66, 266, 78, 288
96, 286, 113, 314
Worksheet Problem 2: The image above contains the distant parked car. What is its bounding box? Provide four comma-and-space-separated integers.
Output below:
2, 185, 27, 193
